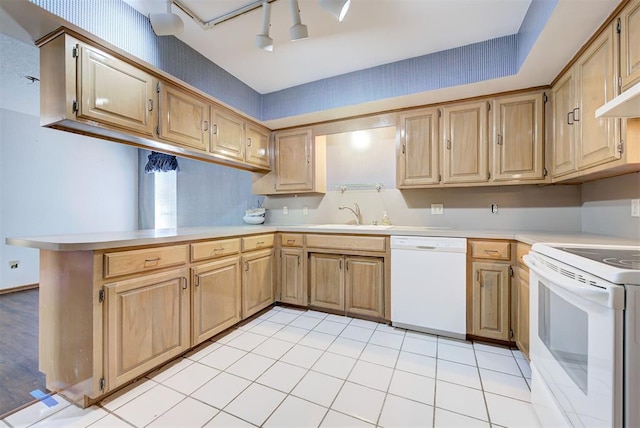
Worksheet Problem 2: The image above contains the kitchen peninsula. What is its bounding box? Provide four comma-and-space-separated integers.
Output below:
8, 225, 637, 407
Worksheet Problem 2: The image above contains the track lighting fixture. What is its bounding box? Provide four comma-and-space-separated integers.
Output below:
149, 0, 184, 36
255, 1, 274, 51
289, 0, 308, 41
318, 0, 351, 22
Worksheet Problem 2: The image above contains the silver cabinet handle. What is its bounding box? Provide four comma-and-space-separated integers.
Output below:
496, 134, 502, 145
245, 262, 249, 271
573, 107, 580, 122
148, 99, 153, 111
182, 278, 188, 290
203, 121, 209, 132
567, 111, 574, 125
212, 124, 218, 135
144, 257, 160, 263
446, 139, 451, 150
247, 137, 252, 147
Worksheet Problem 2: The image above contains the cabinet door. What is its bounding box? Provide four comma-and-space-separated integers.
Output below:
105, 268, 190, 390
516, 267, 530, 359
471, 262, 510, 341
242, 249, 275, 318
212, 109, 245, 161
192, 257, 241, 345
77, 44, 155, 136
280, 248, 305, 305
492, 93, 545, 181
246, 124, 271, 169
158, 83, 210, 151
397, 108, 440, 186
576, 26, 620, 170
620, 0, 640, 90
552, 71, 577, 177
275, 129, 313, 192
443, 101, 489, 183
345, 257, 383, 318
309, 253, 344, 311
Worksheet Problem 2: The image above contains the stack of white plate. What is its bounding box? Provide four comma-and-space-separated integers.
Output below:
243, 207, 266, 224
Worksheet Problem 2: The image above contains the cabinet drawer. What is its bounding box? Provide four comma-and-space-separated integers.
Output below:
306, 234, 386, 252
191, 238, 241, 262
281, 233, 304, 247
470, 240, 511, 261
104, 245, 188, 278
242, 234, 275, 251
516, 243, 532, 270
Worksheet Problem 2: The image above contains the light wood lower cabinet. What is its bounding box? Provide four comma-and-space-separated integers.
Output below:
309, 253, 384, 318
191, 257, 241, 345
516, 266, 530, 358
280, 248, 305, 305
242, 248, 275, 318
104, 268, 190, 390
309, 253, 345, 311
470, 261, 510, 341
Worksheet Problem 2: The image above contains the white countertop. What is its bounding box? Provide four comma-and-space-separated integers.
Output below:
6, 224, 638, 251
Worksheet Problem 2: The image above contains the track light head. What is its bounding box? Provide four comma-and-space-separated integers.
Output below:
318, 0, 351, 22
149, 0, 183, 36
289, 0, 309, 41
256, 1, 274, 50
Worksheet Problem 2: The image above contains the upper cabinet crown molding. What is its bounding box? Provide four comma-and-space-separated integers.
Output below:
38, 28, 270, 173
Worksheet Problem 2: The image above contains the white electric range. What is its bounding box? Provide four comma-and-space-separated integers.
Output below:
524, 243, 640, 427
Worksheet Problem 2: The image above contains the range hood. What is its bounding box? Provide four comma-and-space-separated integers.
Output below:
596, 82, 640, 118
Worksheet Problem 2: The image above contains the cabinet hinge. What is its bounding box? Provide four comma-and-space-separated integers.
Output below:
618, 76, 623, 88
72, 45, 79, 58
156, 81, 160, 93
98, 289, 105, 303
155, 125, 160, 136
488, 171, 491, 180
72, 100, 78, 113
438, 174, 442, 182
616, 18, 621, 33
437, 108, 442, 118
487, 101, 491, 111
99, 377, 105, 391
618, 140, 624, 154
543, 167, 548, 177
509, 329, 514, 339
543, 92, 548, 103
509, 266, 514, 277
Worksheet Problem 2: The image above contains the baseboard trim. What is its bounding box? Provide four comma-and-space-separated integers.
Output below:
0, 283, 39, 295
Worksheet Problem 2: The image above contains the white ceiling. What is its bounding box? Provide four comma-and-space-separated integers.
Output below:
122, 0, 532, 94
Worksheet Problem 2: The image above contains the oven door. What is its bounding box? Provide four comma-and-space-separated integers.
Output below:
524, 253, 624, 427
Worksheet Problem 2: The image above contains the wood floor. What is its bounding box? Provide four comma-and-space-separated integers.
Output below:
0, 288, 45, 417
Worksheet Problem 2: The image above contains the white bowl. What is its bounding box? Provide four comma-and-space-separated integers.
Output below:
243, 215, 265, 225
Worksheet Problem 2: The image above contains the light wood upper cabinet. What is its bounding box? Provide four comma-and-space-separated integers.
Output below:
442, 101, 489, 184
77, 43, 156, 136
191, 257, 241, 345
275, 128, 313, 192
280, 248, 305, 306
492, 93, 545, 182
104, 268, 190, 390
575, 25, 620, 170
552, 72, 577, 178
397, 108, 440, 187
470, 261, 510, 341
345, 257, 384, 318
211, 109, 245, 161
309, 253, 345, 311
620, 0, 640, 90
242, 248, 275, 319
246, 124, 271, 169
158, 83, 210, 152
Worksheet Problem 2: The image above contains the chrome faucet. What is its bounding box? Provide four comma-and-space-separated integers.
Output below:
339, 203, 361, 225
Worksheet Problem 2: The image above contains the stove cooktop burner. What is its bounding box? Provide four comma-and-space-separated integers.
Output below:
559, 247, 640, 270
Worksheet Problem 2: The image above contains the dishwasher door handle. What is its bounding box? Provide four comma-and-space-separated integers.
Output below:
416, 246, 437, 250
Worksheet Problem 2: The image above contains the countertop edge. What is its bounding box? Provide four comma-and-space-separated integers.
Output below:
6, 226, 638, 251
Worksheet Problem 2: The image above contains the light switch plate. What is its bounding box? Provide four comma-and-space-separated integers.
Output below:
431, 204, 444, 215
632, 199, 640, 217
303, 206, 309, 215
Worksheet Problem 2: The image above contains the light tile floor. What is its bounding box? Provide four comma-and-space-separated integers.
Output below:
1, 306, 540, 427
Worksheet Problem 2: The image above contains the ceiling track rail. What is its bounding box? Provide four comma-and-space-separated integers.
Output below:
173, 0, 279, 29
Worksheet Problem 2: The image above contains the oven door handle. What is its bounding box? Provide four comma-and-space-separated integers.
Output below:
523, 255, 610, 304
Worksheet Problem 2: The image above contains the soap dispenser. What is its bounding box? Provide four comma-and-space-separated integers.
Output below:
381, 211, 391, 225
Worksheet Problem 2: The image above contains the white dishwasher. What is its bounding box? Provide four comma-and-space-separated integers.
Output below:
391, 236, 467, 339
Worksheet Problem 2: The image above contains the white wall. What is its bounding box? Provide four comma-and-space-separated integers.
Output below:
581, 173, 640, 240
0, 33, 138, 290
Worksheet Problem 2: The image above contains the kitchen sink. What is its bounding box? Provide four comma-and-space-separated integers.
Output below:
308, 224, 394, 230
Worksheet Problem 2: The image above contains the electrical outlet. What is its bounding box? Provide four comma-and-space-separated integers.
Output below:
431, 204, 444, 215
283, 206, 288, 215
9, 260, 19, 269
632, 199, 640, 217
303, 206, 309, 215
491, 203, 499, 214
